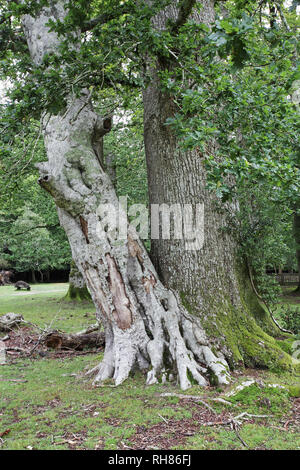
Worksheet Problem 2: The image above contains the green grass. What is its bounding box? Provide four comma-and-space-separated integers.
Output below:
0, 284, 96, 332
183, 423, 299, 450
0, 284, 299, 450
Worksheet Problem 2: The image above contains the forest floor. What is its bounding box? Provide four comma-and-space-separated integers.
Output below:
0, 283, 299, 450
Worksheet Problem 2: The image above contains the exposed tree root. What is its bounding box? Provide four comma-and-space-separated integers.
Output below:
84, 228, 231, 390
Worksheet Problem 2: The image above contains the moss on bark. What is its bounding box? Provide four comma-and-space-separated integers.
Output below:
179, 262, 297, 375
64, 284, 91, 302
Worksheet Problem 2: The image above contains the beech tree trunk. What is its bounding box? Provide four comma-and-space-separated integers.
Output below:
21, 0, 293, 390
65, 261, 91, 301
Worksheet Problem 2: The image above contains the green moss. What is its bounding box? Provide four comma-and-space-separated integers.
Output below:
237, 263, 284, 338
179, 291, 195, 316
199, 262, 295, 373
180, 266, 294, 375
199, 291, 294, 374
186, 368, 198, 386
275, 337, 295, 356
228, 383, 291, 416
64, 285, 91, 302
288, 385, 300, 398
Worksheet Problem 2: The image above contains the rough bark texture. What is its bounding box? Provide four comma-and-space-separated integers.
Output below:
65, 261, 91, 301
21, 0, 294, 389
142, 0, 293, 371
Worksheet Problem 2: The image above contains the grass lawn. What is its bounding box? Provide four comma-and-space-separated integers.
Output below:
0, 284, 299, 450
0, 283, 96, 333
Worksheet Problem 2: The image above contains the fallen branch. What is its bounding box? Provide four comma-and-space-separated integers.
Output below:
204, 411, 272, 447
76, 322, 100, 335
209, 397, 237, 407
0, 313, 24, 332
0, 378, 27, 383
44, 330, 105, 351
230, 421, 248, 448
0, 341, 6, 365
204, 412, 272, 427
6, 346, 28, 353
160, 393, 217, 414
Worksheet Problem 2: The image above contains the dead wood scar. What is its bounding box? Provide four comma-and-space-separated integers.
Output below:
106, 254, 133, 330
80, 216, 90, 244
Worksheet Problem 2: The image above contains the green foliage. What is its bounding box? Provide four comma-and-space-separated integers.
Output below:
8, 208, 57, 273
1, 0, 299, 208
276, 305, 300, 335
0, 172, 71, 275
223, 181, 296, 306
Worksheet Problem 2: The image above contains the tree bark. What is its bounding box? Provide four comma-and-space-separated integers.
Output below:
142, 0, 292, 371
21, 0, 293, 390
105, 153, 117, 188
31, 269, 36, 284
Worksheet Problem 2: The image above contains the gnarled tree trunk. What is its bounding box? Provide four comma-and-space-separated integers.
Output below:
21, 0, 293, 390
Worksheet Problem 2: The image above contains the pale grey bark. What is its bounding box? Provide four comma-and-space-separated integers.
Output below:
21, 0, 231, 389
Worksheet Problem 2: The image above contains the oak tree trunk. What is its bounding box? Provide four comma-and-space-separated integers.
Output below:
21, 0, 293, 390
142, 0, 292, 371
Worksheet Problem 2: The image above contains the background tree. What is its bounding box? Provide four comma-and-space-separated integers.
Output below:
64, 260, 91, 300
